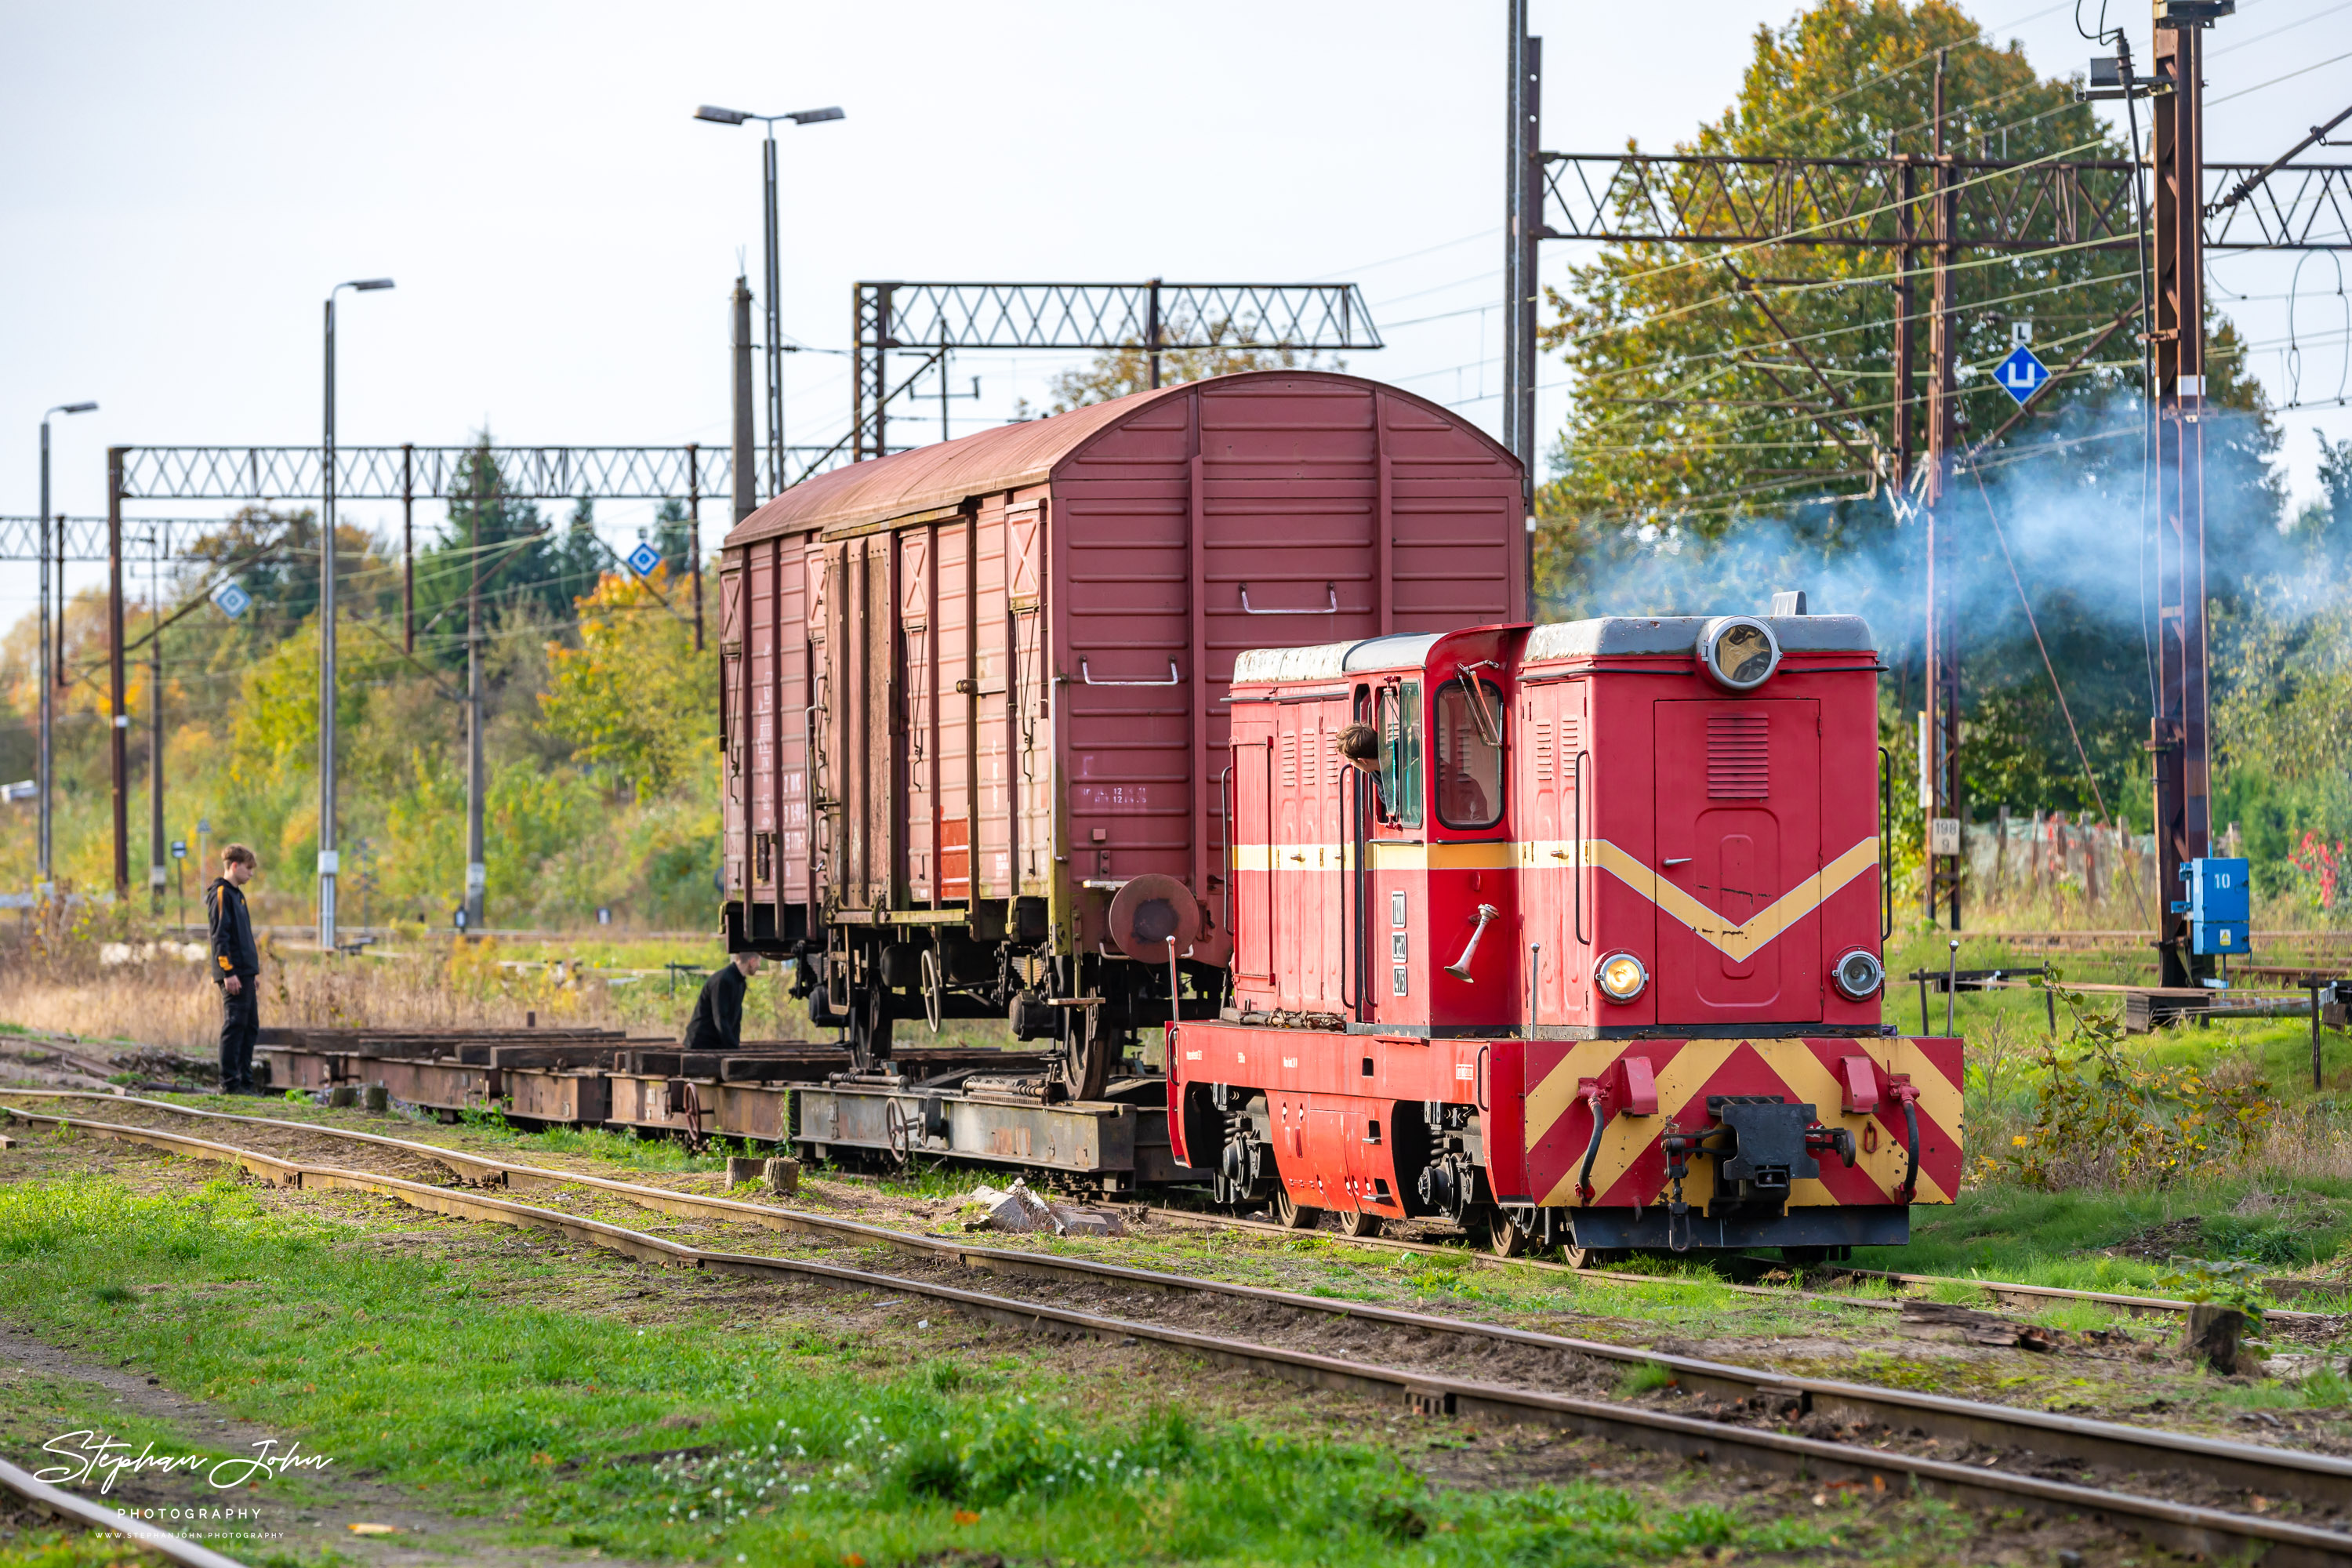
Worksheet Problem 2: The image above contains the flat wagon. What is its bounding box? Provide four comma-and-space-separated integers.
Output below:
719, 371, 1524, 1093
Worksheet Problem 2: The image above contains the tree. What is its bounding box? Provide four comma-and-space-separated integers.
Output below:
1046, 342, 1340, 412
411, 437, 557, 667
539, 567, 714, 799
1535, 0, 2283, 824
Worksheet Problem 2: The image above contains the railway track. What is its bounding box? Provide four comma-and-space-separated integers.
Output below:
1139, 1203, 2338, 1323
24, 1089, 2326, 1327
0, 1454, 246, 1568
8, 1091, 2352, 1563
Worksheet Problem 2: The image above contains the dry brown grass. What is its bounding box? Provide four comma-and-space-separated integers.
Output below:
0, 906, 628, 1048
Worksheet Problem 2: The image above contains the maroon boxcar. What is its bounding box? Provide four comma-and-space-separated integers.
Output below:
718, 370, 1524, 1092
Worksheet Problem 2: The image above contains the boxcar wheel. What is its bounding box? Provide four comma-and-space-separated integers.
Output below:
1335, 1209, 1383, 1240
1270, 1184, 1322, 1230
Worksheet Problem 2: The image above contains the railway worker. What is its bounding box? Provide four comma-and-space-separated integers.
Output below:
1336, 722, 1381, 779
205, 844, 263, 1096
682, 951, 763, 1052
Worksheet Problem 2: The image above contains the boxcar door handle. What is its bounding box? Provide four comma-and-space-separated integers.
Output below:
1079, 659, 1180, 687
1238, 582, 1338, 615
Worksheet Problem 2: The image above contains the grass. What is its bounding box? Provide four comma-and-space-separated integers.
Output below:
0, 1171, 2001, 1568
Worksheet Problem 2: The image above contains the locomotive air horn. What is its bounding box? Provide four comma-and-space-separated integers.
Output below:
1445, 903, 1501, 981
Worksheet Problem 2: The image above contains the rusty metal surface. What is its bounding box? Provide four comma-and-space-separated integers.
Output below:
795, 1085, 1142, 1179
6, 1098, 2347, 1563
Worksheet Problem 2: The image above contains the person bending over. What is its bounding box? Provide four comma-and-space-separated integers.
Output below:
683, 951, 763, 1052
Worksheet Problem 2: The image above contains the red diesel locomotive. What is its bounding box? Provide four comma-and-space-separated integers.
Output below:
1167, 608, 1962, 1260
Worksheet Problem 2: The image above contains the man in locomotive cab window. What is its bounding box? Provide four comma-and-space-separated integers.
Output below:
1336, 723, 1381, 780
205, 844, 263, 1096
1374, 682, 1423, 826
684, 951, 763, 1052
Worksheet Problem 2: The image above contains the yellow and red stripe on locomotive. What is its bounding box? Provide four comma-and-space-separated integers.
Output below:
1166, 610, 1962, 1259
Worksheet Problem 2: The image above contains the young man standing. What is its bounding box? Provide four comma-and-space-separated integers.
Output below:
682, 951, 761, 1053
205, 844, 262, 1095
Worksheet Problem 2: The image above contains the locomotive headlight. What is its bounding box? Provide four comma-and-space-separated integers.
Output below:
1595, 952, 1648, 1003
1697, 615, 1782, 691
1832, 948, 1885, 1001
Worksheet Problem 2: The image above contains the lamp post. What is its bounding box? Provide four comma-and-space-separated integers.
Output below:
321, 278, 393, 955
694, 102, 844, 499
38, 401, 96, 891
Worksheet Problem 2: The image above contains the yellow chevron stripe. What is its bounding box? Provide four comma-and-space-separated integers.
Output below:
1584, 836, 1878, 963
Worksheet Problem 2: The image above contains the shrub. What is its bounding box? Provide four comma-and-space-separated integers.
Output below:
2005, 983, 2272, 1189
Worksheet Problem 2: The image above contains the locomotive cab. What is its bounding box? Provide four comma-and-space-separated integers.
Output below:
1176, 606, 1963, 1260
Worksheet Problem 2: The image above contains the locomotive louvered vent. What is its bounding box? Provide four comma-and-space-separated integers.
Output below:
1707, 713, 1769, 798
1281, 731, 1298, 787
1534, 718, 1553, 780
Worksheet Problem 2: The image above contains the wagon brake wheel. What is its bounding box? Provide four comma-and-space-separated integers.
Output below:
882, 1098, 920, 1169
920, 948, 944, 1036
1269, 1183, 1323, 1231
1334, 1208, 1383, 1240
1062, 1001, 1111, 1102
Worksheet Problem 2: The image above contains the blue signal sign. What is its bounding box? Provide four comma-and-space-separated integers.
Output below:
211, 580, 252, 620
1994, 344, 2051, 405
624, 541, 663, 578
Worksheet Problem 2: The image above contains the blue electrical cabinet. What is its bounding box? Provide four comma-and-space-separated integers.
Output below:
2173, 857, 2251, 956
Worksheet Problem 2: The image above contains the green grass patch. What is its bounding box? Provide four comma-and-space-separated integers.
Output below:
0, 1172, 1983, 1566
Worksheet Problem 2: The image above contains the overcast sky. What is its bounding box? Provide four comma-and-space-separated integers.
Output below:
5, 0, 2347, 627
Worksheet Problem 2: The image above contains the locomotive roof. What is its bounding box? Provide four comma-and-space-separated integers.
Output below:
724, 370, 1513, 547
1231, 633, 1443, 684
1524, 615, 1875, 659
1232, 615, 1875, 684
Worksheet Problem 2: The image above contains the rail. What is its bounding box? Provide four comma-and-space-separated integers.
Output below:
0, 1455, 249, 1568
5, 1094, 2348, 1563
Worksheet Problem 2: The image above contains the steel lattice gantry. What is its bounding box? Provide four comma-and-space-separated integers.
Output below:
1538, 152, 2352, 252
850, 280, 1383, 460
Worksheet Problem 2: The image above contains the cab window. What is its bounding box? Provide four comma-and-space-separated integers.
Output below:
1435, 675, 1504, 829
1376, 681, 1422, 827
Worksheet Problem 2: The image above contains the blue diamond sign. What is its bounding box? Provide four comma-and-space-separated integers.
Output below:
1994, 343, 2051, 405
210, 579, 252, 620
624, 540, 662, 578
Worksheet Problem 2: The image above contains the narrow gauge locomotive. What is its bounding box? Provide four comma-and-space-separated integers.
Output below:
1167, 611, 1962, 1259
718, 372, 1524, 1098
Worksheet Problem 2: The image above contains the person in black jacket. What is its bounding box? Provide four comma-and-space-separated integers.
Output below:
205, 844, 263, 1094
682, 952, 762, 1053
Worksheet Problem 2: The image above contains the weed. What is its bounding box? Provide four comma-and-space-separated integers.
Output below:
1615, 1361, 1675, 1397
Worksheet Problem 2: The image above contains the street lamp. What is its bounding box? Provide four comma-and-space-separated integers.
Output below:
38, 401, 97, 892
321, 277, 393, 956
694, 102, 844, 499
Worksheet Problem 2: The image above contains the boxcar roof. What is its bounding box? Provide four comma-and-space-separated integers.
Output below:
723, 369, 1516, 547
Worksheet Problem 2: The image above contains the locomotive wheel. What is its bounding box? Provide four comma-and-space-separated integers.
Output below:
1334, 1209, 1384, 1240
1483, 1210, 1530, 1258
1269, 1184, 1323, 1230
847, 988, 894, 1074
1560, 1245, 1622, 1270
1062, 1005, 1112, 1102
